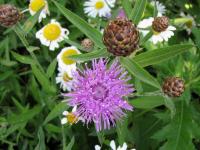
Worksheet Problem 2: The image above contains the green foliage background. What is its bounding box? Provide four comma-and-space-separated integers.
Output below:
0, 0, 200, 149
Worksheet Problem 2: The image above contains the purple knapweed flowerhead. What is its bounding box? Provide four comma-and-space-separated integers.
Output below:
64, 59, 134, 131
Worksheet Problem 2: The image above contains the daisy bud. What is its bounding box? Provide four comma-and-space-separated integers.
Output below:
103, 18, 139, 57
162, 77, 185, 97
0, 4, 22, 27
152, 16, 169, 32
81, 38, 94, 51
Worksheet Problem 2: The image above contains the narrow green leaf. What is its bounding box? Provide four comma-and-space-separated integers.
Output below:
0, 70, 13, 81
13, 24, 29, 48
35, 127, 46, 150
164, 96, 176, 118
121, 0, 132, 19
46, 58, 57, 78
64, 38, 83, 50
134, 44, 194, 67
120, 57, 161, 89
130, 0, 147, 24
27, 46, 40, 52
53, 0, 104, 48
43, 103, 69, 125
11, 51, 35, 65
69, 49, 110, 62
7, 106, 41, 124
31, 64, 56, 93
23, 9, 41, 34
192, 28, 200, 48
130, 96, 165, 109
66, 137, 75, 150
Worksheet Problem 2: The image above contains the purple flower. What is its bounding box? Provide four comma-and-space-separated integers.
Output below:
64, 59, 134, 131
117, 9, 127, 18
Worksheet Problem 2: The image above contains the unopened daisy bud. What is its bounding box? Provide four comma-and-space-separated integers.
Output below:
152, 16, 169, 32
162, 77, 185, 97
81, 38, 94, 51
103, 18, 139, 57
0, 4, 22, 27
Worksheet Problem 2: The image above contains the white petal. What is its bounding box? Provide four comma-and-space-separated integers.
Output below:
137, 17, 153, 28
168, 26, 176, 31
121, 143, 128, 150
95, 145, 101, 150
61, 118, 68, 124
72, 106, 77, 112
62, 111, 69, 116
110, 140, 116, 150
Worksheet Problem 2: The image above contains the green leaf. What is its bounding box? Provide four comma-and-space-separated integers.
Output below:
130, 96, 165, 109
120, 57, 161, 89
66, 137, 75, 150
69, 49, 110, 62
121, 0, 132, 19
23, 9, 41, 34
134, 44, 194, 67
53, 0, 104, 48
152, 101, 200, 150
130, 0, 147, 24
192, 28, 200, 48
43, 103, 69, 125
7, 106, 41, 124
31, 64, 56, 94
13, 24, 29, 48
35, 127, 46, 150
163, 96, 176, 118
46, 58, 57, 78
0, 70, 13, 81
11, 51, 35, 65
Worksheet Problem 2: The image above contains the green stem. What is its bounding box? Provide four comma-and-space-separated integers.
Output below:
13, 24, 45, 73
140, 30, 153, 45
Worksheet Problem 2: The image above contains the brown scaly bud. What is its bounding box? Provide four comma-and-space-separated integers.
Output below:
81, 38, 94, 51
0, 4, 22, 27
103, 17, 140, 57
162, 77, 185, 97
152, 16, 169, 32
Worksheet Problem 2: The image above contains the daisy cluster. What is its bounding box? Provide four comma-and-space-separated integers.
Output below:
28, 0, 83, 125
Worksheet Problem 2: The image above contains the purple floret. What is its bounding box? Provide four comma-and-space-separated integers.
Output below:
64, 59, 134, 131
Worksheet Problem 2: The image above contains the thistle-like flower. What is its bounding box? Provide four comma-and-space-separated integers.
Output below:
64, 59, 134, 131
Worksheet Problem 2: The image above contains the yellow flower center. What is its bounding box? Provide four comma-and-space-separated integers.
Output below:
29, 0, 45, 12
95, 1, 104, 10
61, 49, 79, 65
63, 72, 72, 82
186, 20, 193, 29
153, 30, 160, 35
66, 113, 78, 124
43, 24, 61, 41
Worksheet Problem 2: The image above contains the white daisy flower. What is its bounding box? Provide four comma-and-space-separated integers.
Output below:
29, 0, 49, 22
61, 106, 79, 125
180, 12, 196, 34
36, 19, 69, 51
150, 1, 166, 16
56, 67, 74, 91
84, 0, 111, 18
95, 140, 136, 150
138, 17, 176, 44
110, 140, 128, 150
57, 46, 81, 74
